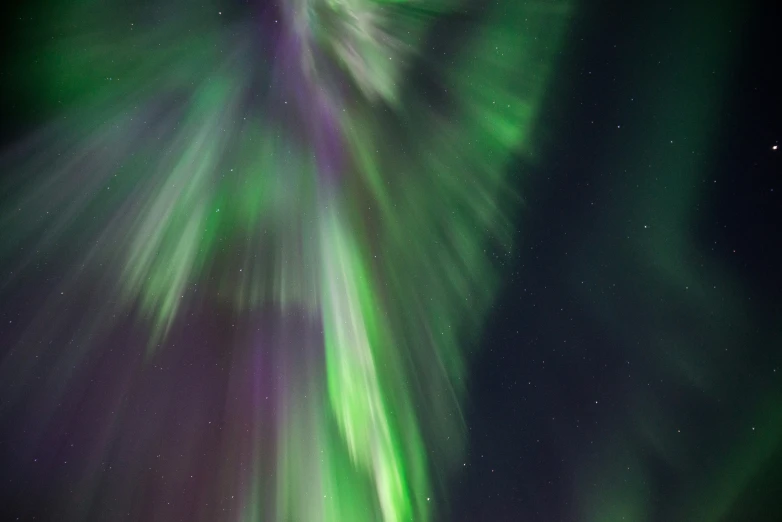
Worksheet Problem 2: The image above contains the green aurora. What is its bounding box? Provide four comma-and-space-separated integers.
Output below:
1, 1, 779, 521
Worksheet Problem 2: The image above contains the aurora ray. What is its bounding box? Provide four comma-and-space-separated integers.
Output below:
0, 1, 569, 520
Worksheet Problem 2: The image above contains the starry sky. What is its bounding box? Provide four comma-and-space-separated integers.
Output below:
448, 2, 782, 520
1, 1, 781, 521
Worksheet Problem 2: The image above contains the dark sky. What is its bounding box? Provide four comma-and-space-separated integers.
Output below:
454, 1, 782, 520
1, 1, 780, 521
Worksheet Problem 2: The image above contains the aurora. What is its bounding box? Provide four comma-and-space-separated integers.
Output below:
0, 1, 569, 520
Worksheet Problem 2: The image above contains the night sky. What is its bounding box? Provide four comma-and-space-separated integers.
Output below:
451, 2, 782, 520
1, 1, 781, 522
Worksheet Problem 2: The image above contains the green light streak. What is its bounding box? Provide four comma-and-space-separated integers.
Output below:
0, 1, 570, 520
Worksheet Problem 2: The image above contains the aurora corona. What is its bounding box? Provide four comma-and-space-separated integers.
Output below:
0, 1, 569, 520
